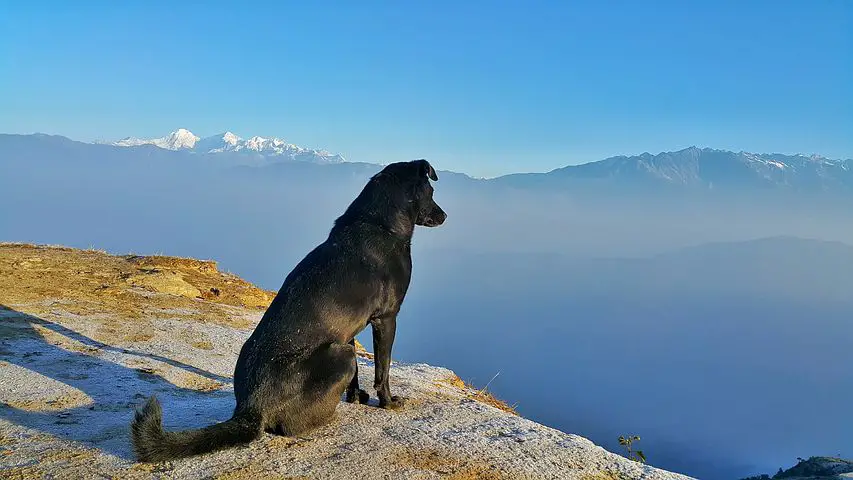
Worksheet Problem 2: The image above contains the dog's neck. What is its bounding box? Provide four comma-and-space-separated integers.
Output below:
332, 211, 414, 242
331, 176, 417, 241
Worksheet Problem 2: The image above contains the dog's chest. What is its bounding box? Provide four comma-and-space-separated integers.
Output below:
360, 252, 411, 318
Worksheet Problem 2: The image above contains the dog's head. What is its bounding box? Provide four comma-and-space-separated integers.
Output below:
407, 159, 447, 228
375, 159, 446, 228
338, 159, 447, 236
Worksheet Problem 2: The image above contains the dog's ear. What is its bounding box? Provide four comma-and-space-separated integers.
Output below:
414, 159, 438, 181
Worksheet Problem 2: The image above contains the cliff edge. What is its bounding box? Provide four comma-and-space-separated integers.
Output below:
0, 243, 692, 479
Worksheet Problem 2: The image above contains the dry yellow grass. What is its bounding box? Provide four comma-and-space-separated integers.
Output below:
213, 465, 310, 480
437, 374, 518, 416
393, 448, 511, 479
0, 243, 277, 348
353, 339, 370, 357
0, 389, 92, 412
174, 371, 224, 392
0, 446, 100, 480
581, 472, 631, 480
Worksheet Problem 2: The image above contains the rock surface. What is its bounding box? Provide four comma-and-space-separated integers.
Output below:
0, 243, 693, 479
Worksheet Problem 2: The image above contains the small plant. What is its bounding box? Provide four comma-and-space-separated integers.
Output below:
470, 372, 519, 414
618, 435, 646, 464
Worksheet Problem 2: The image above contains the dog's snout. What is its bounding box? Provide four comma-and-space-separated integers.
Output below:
427, 204, 447, 227
435, 207, 447, 224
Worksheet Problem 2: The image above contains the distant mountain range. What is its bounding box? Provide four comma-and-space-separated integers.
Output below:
99, 128, 345, 164
496, 147, 852, 191
3, 130, 852, 192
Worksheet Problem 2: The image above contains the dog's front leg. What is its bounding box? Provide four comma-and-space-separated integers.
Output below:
371, 315, 404, 409
345, 338, 370, 404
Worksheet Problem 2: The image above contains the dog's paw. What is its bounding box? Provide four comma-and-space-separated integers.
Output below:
346, 388, 370, 404
379, 395, 405, 410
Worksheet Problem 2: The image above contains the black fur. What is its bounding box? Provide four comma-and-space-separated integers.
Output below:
130, 159, 446, 462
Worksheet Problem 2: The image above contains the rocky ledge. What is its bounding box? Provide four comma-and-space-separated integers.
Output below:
0, 243, 692, 479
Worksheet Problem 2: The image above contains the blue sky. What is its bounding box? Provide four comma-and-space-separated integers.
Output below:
1, 1, 850, 177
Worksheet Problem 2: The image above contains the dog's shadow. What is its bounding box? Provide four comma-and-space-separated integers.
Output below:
0, 305, 238, 460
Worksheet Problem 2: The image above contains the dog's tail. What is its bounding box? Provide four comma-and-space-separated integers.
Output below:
131, 395, 262, 463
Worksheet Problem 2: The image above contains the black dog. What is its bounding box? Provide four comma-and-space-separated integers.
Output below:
131, 159, 446, 462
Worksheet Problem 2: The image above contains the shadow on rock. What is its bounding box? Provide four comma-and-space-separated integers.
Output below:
0, 305, 237, 459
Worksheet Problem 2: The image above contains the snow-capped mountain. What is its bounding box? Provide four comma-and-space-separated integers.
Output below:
108, 129, 345, 164
113, 128, 200, 150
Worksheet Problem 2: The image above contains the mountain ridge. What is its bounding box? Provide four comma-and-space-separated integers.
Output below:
494, 146, 852, 191
4, 131, 853, 192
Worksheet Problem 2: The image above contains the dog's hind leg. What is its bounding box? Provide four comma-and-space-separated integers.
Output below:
269, 343, 357, 436
345, 338, 370, 404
